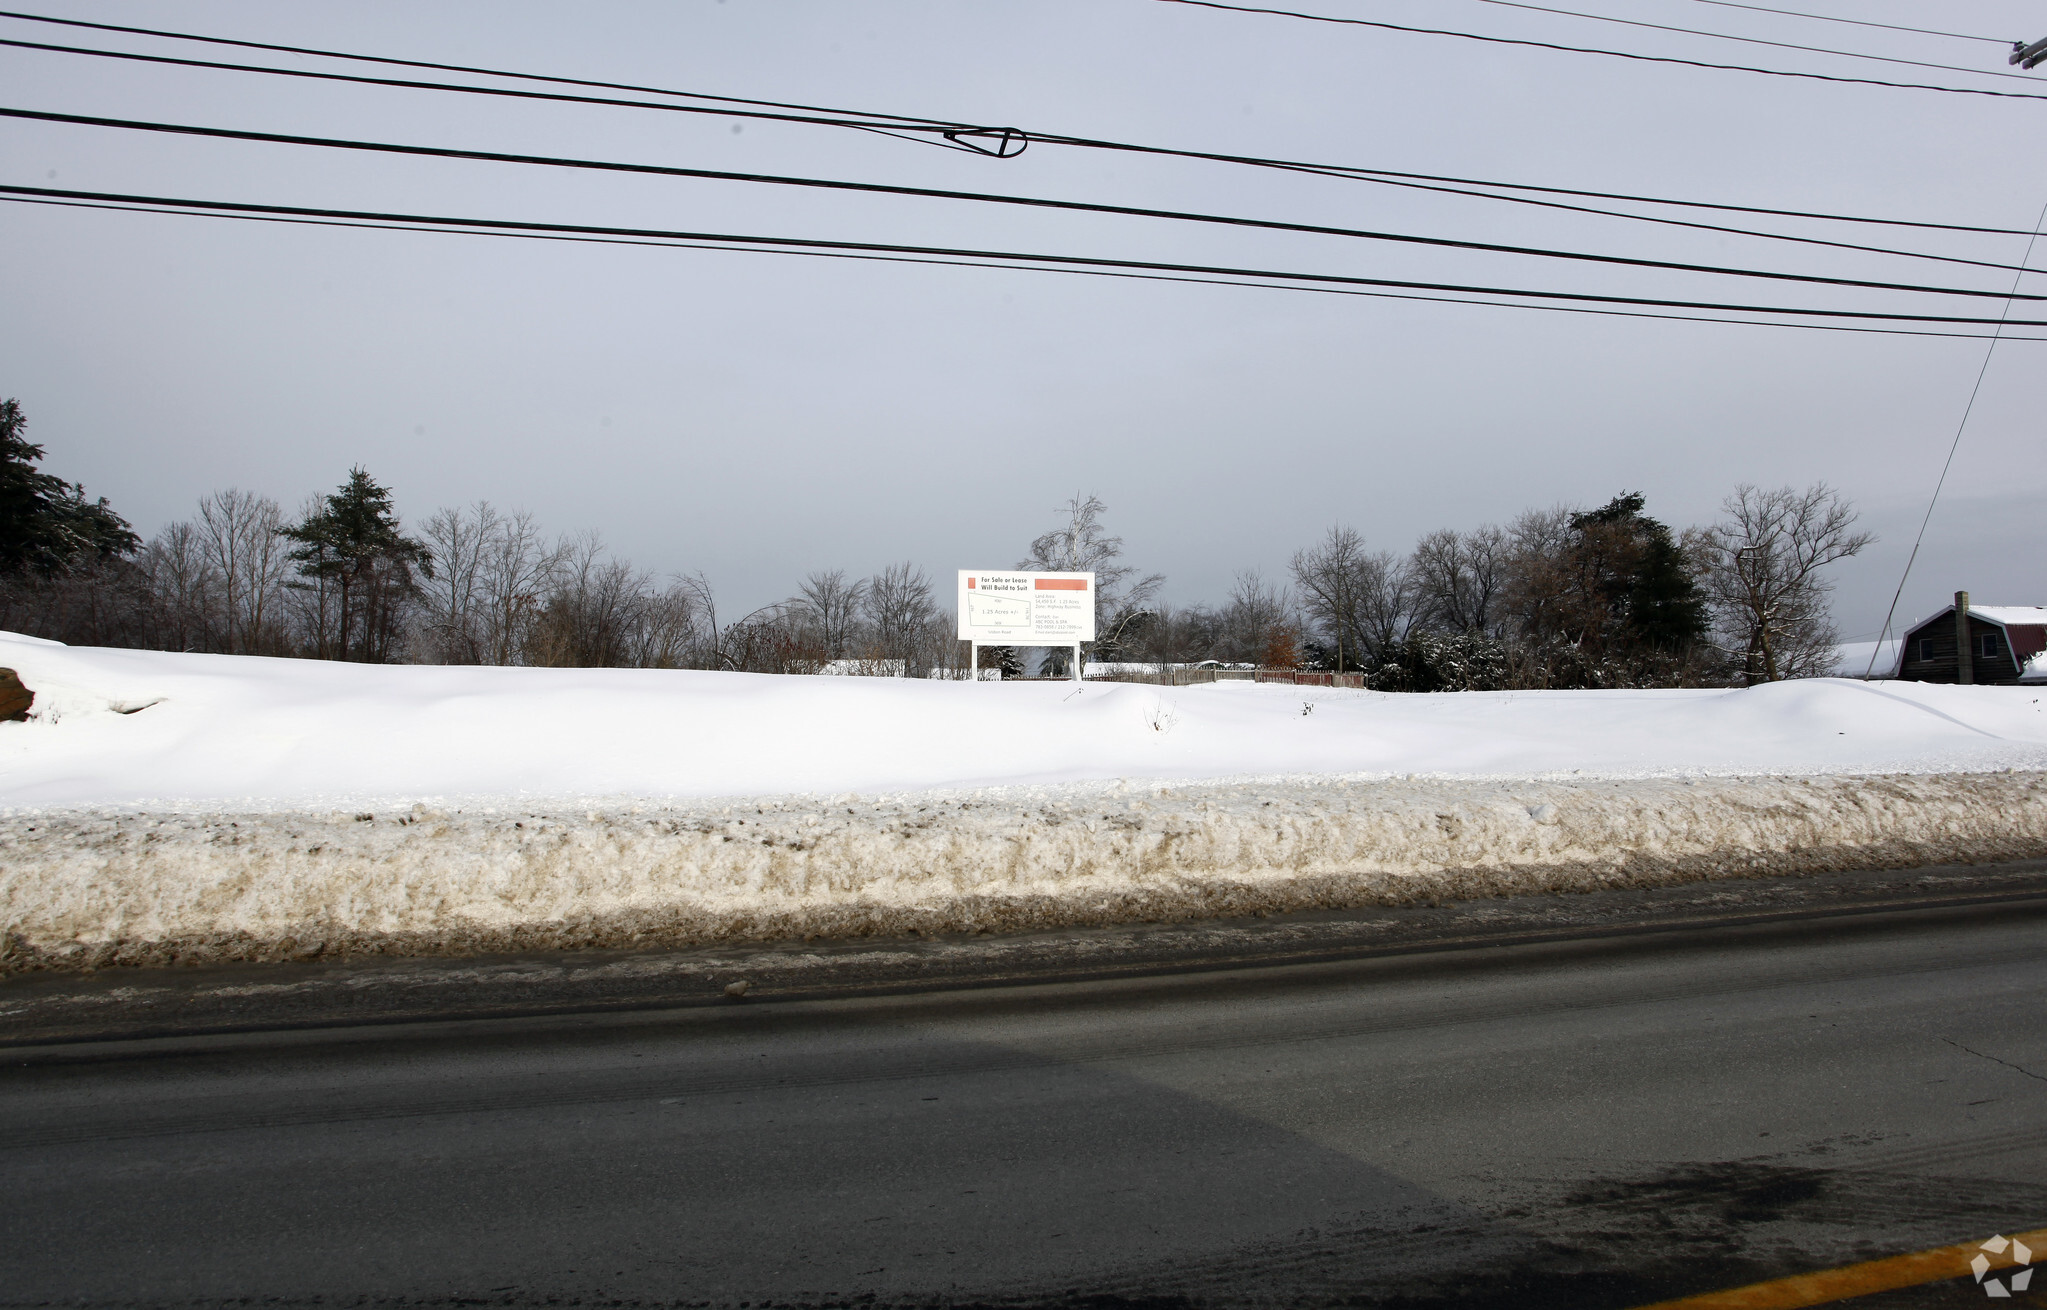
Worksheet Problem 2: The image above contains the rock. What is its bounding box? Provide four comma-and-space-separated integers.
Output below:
0, 668, 33, 722
723, 979, 751, 998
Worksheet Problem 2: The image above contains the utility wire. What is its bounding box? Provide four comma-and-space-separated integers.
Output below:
1460, 0, 2036, 79
1304, 172, 2030, 274
11, 192, 2043, 345
0, 8, 981, 130
0, 37, 977, 141
13, 107, 2041, 302
6, 183, 2046, 329
1863, 196, 2047, 677
1672, 0, 2011, 46
1145, 0, 2047, 101
4, 18, 2040, 238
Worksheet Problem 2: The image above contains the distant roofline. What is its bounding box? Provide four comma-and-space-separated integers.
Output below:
1899, 603, 2047, 637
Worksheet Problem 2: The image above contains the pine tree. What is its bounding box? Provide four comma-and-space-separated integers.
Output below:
0, 397, 139, 574
1563, 492, 1707, 656
281, 467, 431, 662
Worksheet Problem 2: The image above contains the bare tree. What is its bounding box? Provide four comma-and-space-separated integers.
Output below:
474, 509, 562, 666
621, 581, 704, 669
1410, 524, 1507, 636
1289, 527, 1411, 670
1217, 570, 1293, 665
524, 533, 642, 667
792, 569, 869, 660
1020, 493, 1163, 654
1356, 551, 1418, 660
1699, 482, 1873, 683
1291, 527, 1367, 672
1497, 505, 1577, 644
718, 601, 821, 674
415, 502, 498, 664
196, 489, 288, 654
865, 561, 937, 674
139, 521, 222, 651
676, 571, 722, 669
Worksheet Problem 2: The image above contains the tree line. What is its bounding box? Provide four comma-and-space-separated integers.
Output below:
1126, 485, 1870, 689
0, 395, 1871, 687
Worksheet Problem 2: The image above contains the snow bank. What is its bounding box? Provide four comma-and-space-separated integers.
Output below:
3, 634, 2045, 808
4, 635, 2047, 971
4, 772, 2044, 971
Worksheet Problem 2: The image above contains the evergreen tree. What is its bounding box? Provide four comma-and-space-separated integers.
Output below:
0, 397, 139, 574
1564, 492, 1707, 655
281, 467, 431, 662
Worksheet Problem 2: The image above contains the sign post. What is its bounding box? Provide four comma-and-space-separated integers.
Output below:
957, 571, 1096, 682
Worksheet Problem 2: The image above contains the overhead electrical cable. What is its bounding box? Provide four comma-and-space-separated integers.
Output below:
12, 107, 2041, 301
10, 2, 2042, 106
0, 8, 982, 129
1670, 0, 2011, 46
1143, 0, 2047, 101
1459, 0, 2038, 79
1287, 171, 2034, 274
1863, 196, 2047, 677
3, 17, 2040, 238
0, 36, 988, 143
6, 183, 2046, 330
1194, 157, 2041, 236
9, 193, 2041, 345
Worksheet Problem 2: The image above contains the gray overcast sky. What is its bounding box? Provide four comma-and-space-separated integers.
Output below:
3, 0, 2043, 640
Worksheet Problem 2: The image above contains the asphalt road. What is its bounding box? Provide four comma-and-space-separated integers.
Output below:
4, 898, 2046, 1308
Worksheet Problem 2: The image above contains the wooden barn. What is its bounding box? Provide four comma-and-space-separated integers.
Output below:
1895, 592, 2047, 684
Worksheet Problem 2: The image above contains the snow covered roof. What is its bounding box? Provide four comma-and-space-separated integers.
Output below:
1901, 603, 2047, 635
1969, 605, 2047, 627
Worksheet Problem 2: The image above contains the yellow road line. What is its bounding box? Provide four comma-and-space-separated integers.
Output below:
1631, 1225, 2046, 1309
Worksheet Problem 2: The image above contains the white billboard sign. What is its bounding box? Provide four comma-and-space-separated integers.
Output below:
956, 571, 1096, 644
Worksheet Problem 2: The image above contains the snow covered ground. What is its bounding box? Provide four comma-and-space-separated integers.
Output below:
3, 634, 2045, 809
3, 633, 2045, 970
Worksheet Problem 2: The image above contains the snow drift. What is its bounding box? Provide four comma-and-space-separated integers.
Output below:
5, 773, 2046, 972
2, 634, 2046, 971
4, 635, 2046, 806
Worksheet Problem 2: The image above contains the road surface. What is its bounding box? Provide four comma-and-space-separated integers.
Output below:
4, 895, 2045, 1307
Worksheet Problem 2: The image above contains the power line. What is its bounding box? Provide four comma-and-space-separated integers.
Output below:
0, 36, 981, 144
0, 8, 981, 131
1863, 196, 2047, 677
6, 182, 2046, 329
5, 18, 2041, 239
1144, 0, 2047, 101
1459, 0, 2036, 80
1670, 0, 2011, 46
1672, 0, 2010, 46
13, 106, 2042, 303
1308, 171, 2034, 275
1213, 160, 2040, 237
11, 192, 2043, 346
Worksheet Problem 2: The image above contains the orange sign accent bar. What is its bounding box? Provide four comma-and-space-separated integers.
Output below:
1035, 579, 1088, 590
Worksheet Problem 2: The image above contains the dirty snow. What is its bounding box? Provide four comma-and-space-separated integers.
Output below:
3, 634, 2046, 971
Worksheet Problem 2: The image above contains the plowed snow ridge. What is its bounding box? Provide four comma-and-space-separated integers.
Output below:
1, 636, 2044, 969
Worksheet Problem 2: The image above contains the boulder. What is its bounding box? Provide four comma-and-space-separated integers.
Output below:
0, 668, 33, 721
